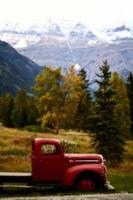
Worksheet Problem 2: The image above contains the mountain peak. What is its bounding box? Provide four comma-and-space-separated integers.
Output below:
105, 24, 133, 42
114, 25, 130, 32
69, 23, 97, 41
74, 22, 86, 30
46, 23, 64, 37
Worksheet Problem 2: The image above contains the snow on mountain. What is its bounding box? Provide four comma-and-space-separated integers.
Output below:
105, 25, 133, 42
0, 32, 40, 48
0, 22, 30, 33
69, 23, 87, 38
113, 25, 130, 32
14, 38, 27, 48
0, 20, 67, 48
0, 20, 100, 47
86, 30, 97, 40
0, 21, 133, 46
56, 19, 80, 35
46, 22, 64, 37
0, 20, 133, 89
26, 23, 46, 35
69, 22, 97, 41
0, 22, 41, 48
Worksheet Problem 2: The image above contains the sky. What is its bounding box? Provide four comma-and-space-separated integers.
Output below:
0, 0, 133, 30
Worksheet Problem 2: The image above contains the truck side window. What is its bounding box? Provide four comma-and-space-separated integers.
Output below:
41, 144, 58, 155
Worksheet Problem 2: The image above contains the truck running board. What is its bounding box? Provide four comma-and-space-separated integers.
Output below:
0, 172, 31, 184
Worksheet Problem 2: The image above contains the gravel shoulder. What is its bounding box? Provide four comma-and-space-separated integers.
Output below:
1, 193, 133, 200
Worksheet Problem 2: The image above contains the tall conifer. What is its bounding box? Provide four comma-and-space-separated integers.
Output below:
76, 68, 92, 131
12, 90, 28, 128
127, 72, 133, 137
0, 94, 14, 127
91, 60, 125, 165
111, 72, 131, 138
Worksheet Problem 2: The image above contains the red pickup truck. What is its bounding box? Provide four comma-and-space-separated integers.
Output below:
0, 138, 114, 191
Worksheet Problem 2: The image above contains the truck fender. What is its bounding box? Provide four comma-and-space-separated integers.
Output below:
63, 164, 105, 187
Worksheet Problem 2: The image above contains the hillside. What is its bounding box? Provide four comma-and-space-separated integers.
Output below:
0, 40, 41, 95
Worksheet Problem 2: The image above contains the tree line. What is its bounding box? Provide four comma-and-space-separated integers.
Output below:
0, 60, 133, 165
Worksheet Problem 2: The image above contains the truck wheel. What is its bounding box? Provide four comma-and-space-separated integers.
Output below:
74, 173, 97, 191
76, 178, 95, 191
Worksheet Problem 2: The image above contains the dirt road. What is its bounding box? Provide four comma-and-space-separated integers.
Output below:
1, 193, 133, 200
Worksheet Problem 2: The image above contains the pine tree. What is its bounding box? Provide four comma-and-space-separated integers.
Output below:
75, 68, 92, 131
127, 72, 133, 138
91, 60, 125, 166
0, 93, 14, 127
111, 72, 131, 138
26, 96, 38, 125
12, 90, 29, 128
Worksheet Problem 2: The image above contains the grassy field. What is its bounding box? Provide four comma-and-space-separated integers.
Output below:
0, 124, 133, 192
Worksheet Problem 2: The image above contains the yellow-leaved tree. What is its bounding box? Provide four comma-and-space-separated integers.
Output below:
62, 65, 83, 129
34, 65, 64, 133
34, 65, 84, 133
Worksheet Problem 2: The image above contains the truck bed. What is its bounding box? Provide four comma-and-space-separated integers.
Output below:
0, 172, 31, 183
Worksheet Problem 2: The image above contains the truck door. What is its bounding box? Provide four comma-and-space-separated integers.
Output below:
38, 143, 65, 183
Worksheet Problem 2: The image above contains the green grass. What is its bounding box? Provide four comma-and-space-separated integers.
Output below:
108, 173, 133, 193
0, 124, 133, 192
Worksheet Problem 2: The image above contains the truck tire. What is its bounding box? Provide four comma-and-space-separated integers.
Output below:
74, 172, 100, 191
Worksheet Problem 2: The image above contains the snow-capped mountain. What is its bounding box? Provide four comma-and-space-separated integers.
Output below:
26, 24, 46, 36
69, 23, 97, 41
113, 25, 130, 32
0, 20, 100, 48
0, 21, 133, 47
0, 22, 30, 34
46, 23, 64, 37
0, 20, 133, 90
69, 23, 88, 38
104, 25, 133, 42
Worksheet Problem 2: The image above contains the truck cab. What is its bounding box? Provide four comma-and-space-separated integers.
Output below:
32, 138, 107, 190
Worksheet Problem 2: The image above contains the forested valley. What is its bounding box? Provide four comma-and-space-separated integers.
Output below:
0, 60, 133, 166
